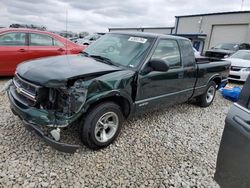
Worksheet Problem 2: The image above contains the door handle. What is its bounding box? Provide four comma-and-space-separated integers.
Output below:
233, 116, 250, 132
57, 48, 65, 52
18, 49, 26, 52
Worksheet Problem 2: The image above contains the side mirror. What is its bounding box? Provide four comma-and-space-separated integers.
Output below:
143, 59, 169, 74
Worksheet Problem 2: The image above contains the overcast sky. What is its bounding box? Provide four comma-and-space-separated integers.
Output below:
0, 0, 250, 33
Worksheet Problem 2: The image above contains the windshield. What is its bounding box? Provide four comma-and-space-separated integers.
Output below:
213, 43, 239, 50
84, 34, 154, 68
231, 51, 250, 60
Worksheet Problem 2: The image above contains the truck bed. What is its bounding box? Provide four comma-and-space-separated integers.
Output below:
192, 59, 231, 97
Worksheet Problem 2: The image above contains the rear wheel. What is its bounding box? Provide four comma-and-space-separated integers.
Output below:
80, 102, 124, 150
196, 81, 216, 107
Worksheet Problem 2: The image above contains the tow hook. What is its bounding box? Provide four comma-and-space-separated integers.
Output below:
50, 128, 61, 141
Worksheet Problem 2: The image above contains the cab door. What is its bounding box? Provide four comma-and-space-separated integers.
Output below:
135, 39, 196, 113
215, 75, 250, 188
0, 32, 29, 75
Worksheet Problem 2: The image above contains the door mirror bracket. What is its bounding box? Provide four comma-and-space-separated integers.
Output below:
142, 58, 169, 74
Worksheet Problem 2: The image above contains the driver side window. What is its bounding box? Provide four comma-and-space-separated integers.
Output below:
152, 39, 181, 68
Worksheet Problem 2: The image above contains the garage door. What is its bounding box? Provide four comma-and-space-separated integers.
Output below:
209, 24, 249, 48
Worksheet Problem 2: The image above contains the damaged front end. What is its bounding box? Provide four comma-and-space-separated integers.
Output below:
7, 68, 135, 153
8, 74, 89, 153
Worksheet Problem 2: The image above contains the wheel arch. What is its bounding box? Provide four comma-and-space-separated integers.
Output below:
84, 92, 133, 118
207, 75, 222, 89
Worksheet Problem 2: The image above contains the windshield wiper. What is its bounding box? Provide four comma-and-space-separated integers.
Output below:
81, 51, 89, 57
89, 55, 116, 66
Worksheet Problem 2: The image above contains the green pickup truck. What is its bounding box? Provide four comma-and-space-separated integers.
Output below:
7, 32, 230, 152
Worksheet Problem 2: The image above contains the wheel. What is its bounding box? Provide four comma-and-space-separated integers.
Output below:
81, 102, 124, 150
196, 81, 216, 107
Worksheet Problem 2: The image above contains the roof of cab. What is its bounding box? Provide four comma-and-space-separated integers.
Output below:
108, 31, 188, 40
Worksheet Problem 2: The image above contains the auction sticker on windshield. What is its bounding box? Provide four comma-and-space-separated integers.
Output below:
128, 37, 147, 43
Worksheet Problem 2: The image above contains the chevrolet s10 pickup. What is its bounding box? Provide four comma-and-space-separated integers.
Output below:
6, 32, 230, 152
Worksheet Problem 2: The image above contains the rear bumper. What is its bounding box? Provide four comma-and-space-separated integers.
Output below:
8, 85, 80, 153
220, 78, 228, 88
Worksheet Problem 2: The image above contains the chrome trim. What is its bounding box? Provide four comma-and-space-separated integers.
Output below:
195, 85, 207, 89
15, 74, 41, 89
13, 78, 36, 102
135, 88, 193, 104
234, 103, 250, 114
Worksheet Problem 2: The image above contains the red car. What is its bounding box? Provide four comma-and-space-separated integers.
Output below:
0, 28, 85, 76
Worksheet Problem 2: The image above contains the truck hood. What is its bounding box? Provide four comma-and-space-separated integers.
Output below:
225, 58, 250, 67
16, 54, 122, 87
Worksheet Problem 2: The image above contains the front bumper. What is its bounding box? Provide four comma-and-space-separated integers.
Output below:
8, 85, 80, 153
23, 121, 79, 153
229, 70, 250, 82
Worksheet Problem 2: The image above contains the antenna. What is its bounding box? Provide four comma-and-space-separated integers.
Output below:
66, 8, 68, 55
241, 0, 245, 10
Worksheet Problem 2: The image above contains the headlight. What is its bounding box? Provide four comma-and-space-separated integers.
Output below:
242, 67, 250, 72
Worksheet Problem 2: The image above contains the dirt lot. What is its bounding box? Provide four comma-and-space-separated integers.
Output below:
0, 78, 241, 187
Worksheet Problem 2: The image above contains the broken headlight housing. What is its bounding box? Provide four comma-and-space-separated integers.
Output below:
44, 80, 88, 117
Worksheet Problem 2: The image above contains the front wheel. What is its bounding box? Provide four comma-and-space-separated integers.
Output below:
196, 81, 216, 107
80, 102, 124, 150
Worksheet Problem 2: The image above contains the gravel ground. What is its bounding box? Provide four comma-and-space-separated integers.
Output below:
0, 78, 240, 187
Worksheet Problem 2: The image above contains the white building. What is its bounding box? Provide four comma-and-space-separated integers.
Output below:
109, 26, 174, 35
109, 11, 250, 53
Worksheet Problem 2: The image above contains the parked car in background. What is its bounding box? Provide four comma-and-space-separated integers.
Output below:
215, 75, 250, 188
9, 23, 47, 31
76, 33, 103, 45
79, 32, 89, 38
68, 37, 79, 43
0, 28, 85, 76
225, 50, 250, 82
205, 43, 250, 59
6, 32, 230, 152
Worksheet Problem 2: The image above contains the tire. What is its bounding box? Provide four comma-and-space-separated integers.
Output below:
196, 81, 216, 107
80, 102, 124, 150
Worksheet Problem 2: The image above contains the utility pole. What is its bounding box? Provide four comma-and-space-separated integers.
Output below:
241, 0, 245, 11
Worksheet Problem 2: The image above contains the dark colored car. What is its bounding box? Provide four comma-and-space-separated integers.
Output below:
205, 43, 250, 59
215, 75, 250, 188
6, 32, 230, 153
0, 28, 85, 76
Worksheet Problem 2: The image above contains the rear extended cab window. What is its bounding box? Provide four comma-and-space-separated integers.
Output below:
152, 39, 181, 68
178, 39, 196, 67
0, 32, 27, 46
